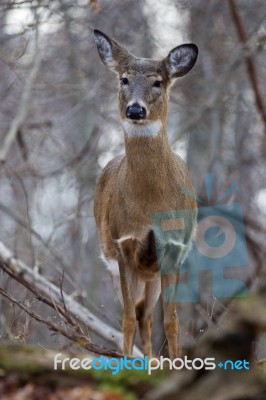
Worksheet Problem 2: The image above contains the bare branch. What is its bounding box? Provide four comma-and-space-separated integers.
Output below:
0, 201, 75, 283
0, 241, 143, 357
0, 50, 42, 162
174, 21, 266, 142
0, 285, 125, 358
228, 0, 266, 131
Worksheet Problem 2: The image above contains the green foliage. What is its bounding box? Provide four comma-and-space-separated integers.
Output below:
90, 367, 168, 399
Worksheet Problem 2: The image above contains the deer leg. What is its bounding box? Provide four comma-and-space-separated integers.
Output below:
136, 279, 160, 358
161, 274, 180, 359
118, 256, 138, 356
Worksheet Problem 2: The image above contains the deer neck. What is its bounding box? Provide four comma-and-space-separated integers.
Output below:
123, 122, 174, 193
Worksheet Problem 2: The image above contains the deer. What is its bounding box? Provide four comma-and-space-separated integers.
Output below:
93, 29, 198, 360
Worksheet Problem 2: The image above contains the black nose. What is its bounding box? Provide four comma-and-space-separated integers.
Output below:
126, 103, 146, 120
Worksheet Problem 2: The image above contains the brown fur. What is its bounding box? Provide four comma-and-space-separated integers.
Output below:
94, 29, 198, 358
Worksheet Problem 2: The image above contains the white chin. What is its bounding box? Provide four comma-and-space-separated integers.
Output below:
121, 120, 162, 138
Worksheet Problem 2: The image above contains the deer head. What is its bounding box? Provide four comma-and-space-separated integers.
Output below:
94, 29, 198, 138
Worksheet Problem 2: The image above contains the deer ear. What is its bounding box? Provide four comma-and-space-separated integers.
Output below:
164, 44, 198, 79
94, 29, 131, 72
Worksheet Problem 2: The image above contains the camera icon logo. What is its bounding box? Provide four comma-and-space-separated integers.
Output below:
153, 174, 249, 302
195, 214, 236, 259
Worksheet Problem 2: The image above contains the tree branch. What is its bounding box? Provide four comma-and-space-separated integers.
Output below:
0, 50, 42, 162
229, 0, 266, 125
0, 201, 75, 283
228, 0, 266, 130
0, 241, 142, 357
0, 285, 126, 358
174, 21, 266, 143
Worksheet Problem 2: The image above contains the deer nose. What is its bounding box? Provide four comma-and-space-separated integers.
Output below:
126, 103, 146, 120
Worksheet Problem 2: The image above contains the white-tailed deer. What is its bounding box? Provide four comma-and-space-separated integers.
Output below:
94, 29, 198, 359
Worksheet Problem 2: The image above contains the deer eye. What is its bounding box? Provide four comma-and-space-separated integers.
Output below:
153, 80, 163, 88
121, 77, 129, 85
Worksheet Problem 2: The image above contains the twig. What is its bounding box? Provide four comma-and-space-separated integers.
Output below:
190, 217, 266, 335
0, 241, 143, 357
174, 20, 266, 142
0, 285, 122, 358
0, 201, 75, 283
228, 0, 266, 131
0, 50, 42, 162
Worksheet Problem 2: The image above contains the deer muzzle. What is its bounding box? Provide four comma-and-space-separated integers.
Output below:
126, 103, 147, 120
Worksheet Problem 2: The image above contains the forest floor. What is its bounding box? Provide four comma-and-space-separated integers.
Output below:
0, 345, 167, 400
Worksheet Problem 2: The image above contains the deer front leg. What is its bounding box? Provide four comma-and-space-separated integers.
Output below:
136, 279, 160, 358
161, 274, 180, 359
118, 256, 138, 356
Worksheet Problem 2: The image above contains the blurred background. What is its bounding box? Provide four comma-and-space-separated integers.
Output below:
0, 0, 265, 358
